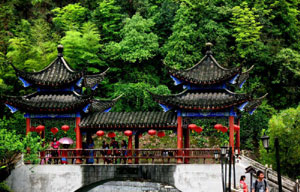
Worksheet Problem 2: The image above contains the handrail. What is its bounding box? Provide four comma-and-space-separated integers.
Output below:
37, 148, 220, 165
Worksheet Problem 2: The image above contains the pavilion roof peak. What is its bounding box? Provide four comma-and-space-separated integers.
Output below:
11, 45, 108, 89
166, 42, 244, 86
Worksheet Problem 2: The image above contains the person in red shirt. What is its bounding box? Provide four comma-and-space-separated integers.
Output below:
50, 137, 60, 164
240, 175, 249, 192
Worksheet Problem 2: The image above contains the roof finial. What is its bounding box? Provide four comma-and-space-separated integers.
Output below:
205, 42, 213, 55
57, 45, 64, 57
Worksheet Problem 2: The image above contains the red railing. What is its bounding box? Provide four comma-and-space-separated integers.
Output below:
39, 148, 220, 165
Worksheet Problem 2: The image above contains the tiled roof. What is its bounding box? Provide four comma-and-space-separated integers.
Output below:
83, 68, 109, 89
150, 89, 252, 111
80, 111, 177, 129
167, 45, 241, 85
2, 91, 92, 113
86, 95, 123, 113
12, 45, 107, 89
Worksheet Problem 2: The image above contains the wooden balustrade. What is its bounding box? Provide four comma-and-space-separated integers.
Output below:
39, 148, 220, 165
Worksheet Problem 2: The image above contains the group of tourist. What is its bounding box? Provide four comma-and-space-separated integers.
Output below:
47, 137, 129, 164
240, 171, 269, 192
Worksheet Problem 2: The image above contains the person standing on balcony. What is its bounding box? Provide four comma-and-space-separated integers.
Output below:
50, 137, 60, 164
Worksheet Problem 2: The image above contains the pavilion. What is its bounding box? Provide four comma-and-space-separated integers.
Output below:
1, 43, 266, 164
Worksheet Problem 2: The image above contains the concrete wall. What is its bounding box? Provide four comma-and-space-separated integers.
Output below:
6, 162, 250, 192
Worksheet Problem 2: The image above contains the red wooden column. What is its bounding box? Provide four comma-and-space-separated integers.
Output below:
75, 116, 82, 164
177, 115, 183, 163
128, 135, 133, 164
184, 128, 190, 164
229, 116, 235, 152
26, 118, 31, 135
235, 119, 241, 155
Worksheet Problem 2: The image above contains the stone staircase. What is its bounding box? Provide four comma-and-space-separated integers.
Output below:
239, 155, 300, 192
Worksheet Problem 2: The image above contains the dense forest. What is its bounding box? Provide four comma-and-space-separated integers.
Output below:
0, 0, 300, 180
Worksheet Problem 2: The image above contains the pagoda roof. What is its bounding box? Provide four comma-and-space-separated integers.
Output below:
149, 89, 253, 111
167, 43, 243, 86
85, 95, 123, 113
80, 111, 177, 130
2, 91, 92, 114
12, 45, 107, 89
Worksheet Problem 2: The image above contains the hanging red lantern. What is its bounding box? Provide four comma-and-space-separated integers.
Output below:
30, 126, 36, 132
61, 125, 70, 133
96, 130, 105, 137
108, 132, 116, 138
234, 124, 240, 132
221, 126, 228, 133
188, 124, 198, 130
51, 127, 59, 135
194, 126, 203, 133
157, 131, 165, 137
124, 130, 132, 136
148, 129, 156, 136
214, 124, 223, 130
36, 125, 45, 133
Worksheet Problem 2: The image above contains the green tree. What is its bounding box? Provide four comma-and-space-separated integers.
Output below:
61, 22, 104, 71
259, 105, 300, 179
92, 0, 125, 42
105, 13, 159, 63
52, 3, 89, 32
230, 2, 262, 58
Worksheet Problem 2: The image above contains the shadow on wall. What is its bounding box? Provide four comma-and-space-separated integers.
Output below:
75, 178, 181, 192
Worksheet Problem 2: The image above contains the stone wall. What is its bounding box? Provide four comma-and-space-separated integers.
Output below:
6, 163, 250, 192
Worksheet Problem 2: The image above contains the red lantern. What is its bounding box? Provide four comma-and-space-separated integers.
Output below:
61, 125, 70, 133
214, 124, 223, 130
51, 127, 59, 135
157, 131, 165, 137
188, 124, 198, 130
30, 126, 36, 132
108, 132, 116, 138
221, 126, 228, 133
96, 130, 105, 137
234, 124, 240, 132
148, 129, 156, 136
124, 130, 132, 136
194, 126, 203, 133
36, 125, 45, 133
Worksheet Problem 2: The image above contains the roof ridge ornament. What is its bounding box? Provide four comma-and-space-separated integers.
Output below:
57, 44, 63, 57
205, 42, 213, 55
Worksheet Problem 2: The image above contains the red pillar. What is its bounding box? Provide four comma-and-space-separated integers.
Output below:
128, 135, 133, 164
26, 118, 31, 135
75, 117, 82, 164
236, 119, 241, 155
184, 128, 190, 164
177, 116, 183, 163
229, 116, 235, 152
134, 133, 139, 164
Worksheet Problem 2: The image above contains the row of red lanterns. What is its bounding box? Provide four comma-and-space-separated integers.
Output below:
30, 125, 70, 135
96, 130, 166, 138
